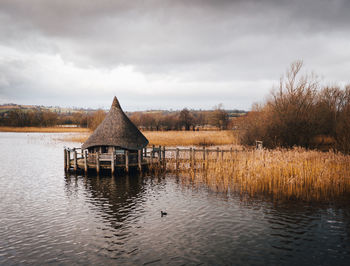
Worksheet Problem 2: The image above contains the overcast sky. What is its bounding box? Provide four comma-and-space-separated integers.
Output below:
0, 0, 349, 110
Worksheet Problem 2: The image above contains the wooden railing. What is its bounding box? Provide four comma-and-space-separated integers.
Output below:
64, 145, 244, 173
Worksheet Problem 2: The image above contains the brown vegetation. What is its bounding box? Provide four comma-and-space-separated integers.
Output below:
62, 130, 239, 147
241, 61, 350, 153
167, 148, 350, 201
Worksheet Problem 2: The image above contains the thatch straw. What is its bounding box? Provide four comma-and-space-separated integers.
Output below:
82, 97, 148, 150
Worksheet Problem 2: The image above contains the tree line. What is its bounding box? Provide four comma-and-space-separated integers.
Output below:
0, 106, 233, 131
241, 61, 350, 153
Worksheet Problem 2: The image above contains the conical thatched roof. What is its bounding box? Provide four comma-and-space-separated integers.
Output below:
82, 97, 148, 150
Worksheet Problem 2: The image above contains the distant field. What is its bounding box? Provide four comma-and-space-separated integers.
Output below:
64, 130, 240, 147
0, 126, 91, 133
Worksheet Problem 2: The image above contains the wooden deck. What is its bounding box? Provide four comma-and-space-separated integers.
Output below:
64, 146, 244, 175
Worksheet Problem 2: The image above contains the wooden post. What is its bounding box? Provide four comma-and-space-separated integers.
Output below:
125, 150, 129, 172
158, 145, 161, 164
205, 149, 209, 169
230, 147, 233, 160
216, 147, 219, 161
189, 148, 193, 168
96, 152, 100, 174
162, 146, 166, 168
111, 152, 115, 175
150, 149, 153, 166
73, 149, 77, 171
84, 150, 88, 172
202, 147, 206, 168
176, 148, 179, 170
193, 149, 196, 169
221, 149, 224, 161
67, 150, 70, 170
138, 149, 142, 171
64, 148, 67, 171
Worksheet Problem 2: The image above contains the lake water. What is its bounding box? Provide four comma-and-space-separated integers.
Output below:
0, 133, 349, 265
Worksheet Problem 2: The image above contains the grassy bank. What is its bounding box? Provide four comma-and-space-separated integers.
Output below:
0, 126, 91, 133
64, 130, 239, 147
168, 148, 350, 201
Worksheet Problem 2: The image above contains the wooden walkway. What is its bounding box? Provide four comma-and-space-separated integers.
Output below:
65, 145, 242, 175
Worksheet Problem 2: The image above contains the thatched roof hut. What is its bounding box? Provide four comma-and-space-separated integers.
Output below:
82, 97, 148, 151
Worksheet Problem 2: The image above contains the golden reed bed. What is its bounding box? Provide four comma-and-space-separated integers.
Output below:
61, 130, 239, 147
165, 148, 350, 201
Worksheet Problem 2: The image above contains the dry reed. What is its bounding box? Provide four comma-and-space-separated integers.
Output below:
166, 148, 350, 201
144, 130, 238, 146
62, 130, 239, 147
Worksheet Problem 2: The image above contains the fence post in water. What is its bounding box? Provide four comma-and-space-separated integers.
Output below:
221, 149, 224, 161
158, 145, 161, 165
111, 152, 115, 175
66, 150, 70, 170
84, 150, 88, 172
138, 149, 142, 171
216, 147, 219, 161
64, 148, 67, 171
192, 149, 196, 169
125, 150, 129, 173
162, 146, 166, 168
73, 149, 77, 171
176, 148, 179, 170
189, 148, 193, 168
202, 147, 206, 169
205, 149, 209, 169
96, 152, 100, 174
230, 147, 233, 160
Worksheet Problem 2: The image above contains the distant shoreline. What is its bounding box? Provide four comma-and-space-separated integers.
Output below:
0, 126, 91, 133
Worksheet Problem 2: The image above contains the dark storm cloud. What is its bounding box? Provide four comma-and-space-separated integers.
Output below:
0, 0, 349, 109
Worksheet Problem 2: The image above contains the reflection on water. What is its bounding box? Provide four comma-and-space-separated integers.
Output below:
0, 133, 350, 265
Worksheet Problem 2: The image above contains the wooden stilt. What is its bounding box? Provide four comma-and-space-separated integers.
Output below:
138, 149, 142, 171
73, 149, 77, 171
96, 152, 100, 174
111, 152, 115, 175
158, 145, 161, 165
202, 147, 206, 168
64, 148, 67, 171
84, 150, 88, 172
189, 148, 193, 168
205, 148, 209, 169
67, 150, 71, 170
162, 146, 166, 168
193, 149, 196, 169
150, 149, 153, 167
125, 150, 129, 172
175, 148, 179, 170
